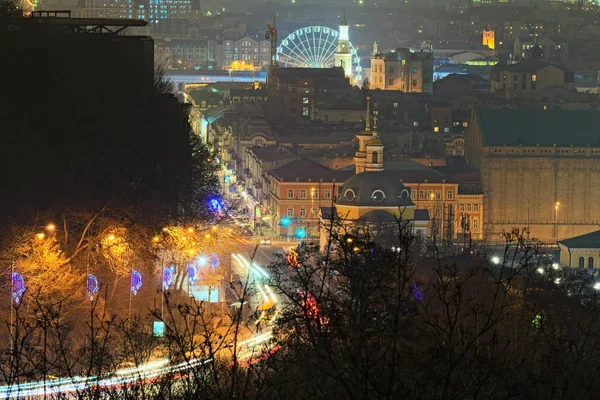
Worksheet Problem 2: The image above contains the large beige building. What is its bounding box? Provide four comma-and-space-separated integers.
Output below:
466, 108, 600, 242
490, 59, 573, 97
370, 48, 433, 93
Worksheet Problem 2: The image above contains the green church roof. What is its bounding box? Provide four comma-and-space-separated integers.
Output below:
476, 109, 600, 147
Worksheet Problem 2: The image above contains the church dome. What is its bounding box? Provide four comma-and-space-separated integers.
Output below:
337, 171, 413, 208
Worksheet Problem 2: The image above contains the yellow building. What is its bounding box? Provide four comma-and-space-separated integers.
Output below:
558, 230, 600, 269
483, 30, 495, 50
319, 106, 429, 249
370, 48, 433, 93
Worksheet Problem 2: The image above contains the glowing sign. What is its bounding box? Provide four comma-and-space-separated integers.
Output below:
87, 274, 99, 301
131, 270, 142, 295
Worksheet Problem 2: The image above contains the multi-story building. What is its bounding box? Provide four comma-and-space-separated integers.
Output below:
216, 37, 271, 71
490, 59, 574, 96
466, 108, 600, 242
513, 36, 569, 62
274, 67, 349, 124
157, 38, 215, 70
76, 0, 201, 23
268, 158, 353, 237
370, 47, 434, 93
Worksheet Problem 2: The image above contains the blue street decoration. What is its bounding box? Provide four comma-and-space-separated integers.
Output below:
12, 272, 25, 305
209, 197, 223, 213
187, 265, 197, 286
153, 321, 165, 337
87, 274, 99, 301
162, 266, 175, 290
210, 253, 220, 271
412, 284, 424, 302
197, 255, 208, 267
131, 270, 142, 295
295, 228, 306, 238
280, 217, 291, 226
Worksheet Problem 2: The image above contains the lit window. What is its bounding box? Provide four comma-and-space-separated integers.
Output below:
303, 107, 309, 116
303, 97, 309, 104
434, 127, 439, 132
393, 102, 398, 108
532, 74, 537, 82
413, 121, 419, 127
300, 189, 306, 198
288, 189, 294, 198
462, 122, 468, 127
444, 127, 449, 133
447, 190, 453, 200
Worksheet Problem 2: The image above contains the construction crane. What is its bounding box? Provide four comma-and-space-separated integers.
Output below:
265, 17, 278, 100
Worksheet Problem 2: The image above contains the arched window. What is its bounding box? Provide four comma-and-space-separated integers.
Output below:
371, 151, 378, 164
589, 257, 595, 269
579, 256, 585, 268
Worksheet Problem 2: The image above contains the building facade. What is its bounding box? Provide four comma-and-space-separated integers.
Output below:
466, 108, 600, 242
490, 59, 574, 96
370, 47, 434, 93
268, 158, 353, 237
217, 37, 271, 71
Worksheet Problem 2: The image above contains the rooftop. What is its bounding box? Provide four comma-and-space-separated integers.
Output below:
559, 230, 600, 249
476, 108, 600, 147
269, 158, 354, 182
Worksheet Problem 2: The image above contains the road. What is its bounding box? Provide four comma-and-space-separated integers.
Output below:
0, 241, 288, 398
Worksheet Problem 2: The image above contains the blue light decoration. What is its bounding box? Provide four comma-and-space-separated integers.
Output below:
187, 265, 197, 286
153, 321, 165, 337
12, 272, 25, 305
131, 270, 142, 295
210, 253, 220, 271
162, 266, 174, 291
209, 197, 223, 214
280, 217, 291, 226
224, 175, 231, 183
197, 255, 208, 267
295, 228, 306, 239
412, 284, 424, 302
87, 274, 99, 301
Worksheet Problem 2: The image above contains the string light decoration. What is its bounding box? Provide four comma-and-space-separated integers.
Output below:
187, 265, 197, 286
131, 270, 142, 295
87, 274, 99, 301
162, 266, 174, 291
12, 272, 25, 305
210, 253, 220, 271
412, 284, 424, 302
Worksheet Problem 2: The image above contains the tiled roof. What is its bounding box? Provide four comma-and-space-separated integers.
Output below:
559, 230, 600, 249
476, 108, 600, 147
269, 158, 354, 182
250, 146, 295, 163
497, 59, 556, 73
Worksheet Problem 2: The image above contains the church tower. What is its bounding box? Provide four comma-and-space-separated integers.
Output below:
354, 96, 371, 174
335, 7, 354, 82
365, 116, 384, 172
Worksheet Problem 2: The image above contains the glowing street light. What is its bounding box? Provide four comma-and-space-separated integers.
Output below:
197, 255, 208, 267
35, 233, 45, 240
491, 256, 500, 265
45, 224, 55, 232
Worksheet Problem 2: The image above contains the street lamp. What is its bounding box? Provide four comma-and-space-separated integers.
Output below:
555, 201, 560, 241
526, 197, 530, 240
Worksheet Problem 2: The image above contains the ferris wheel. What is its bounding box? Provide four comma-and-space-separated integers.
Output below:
277, 26, 362, 82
